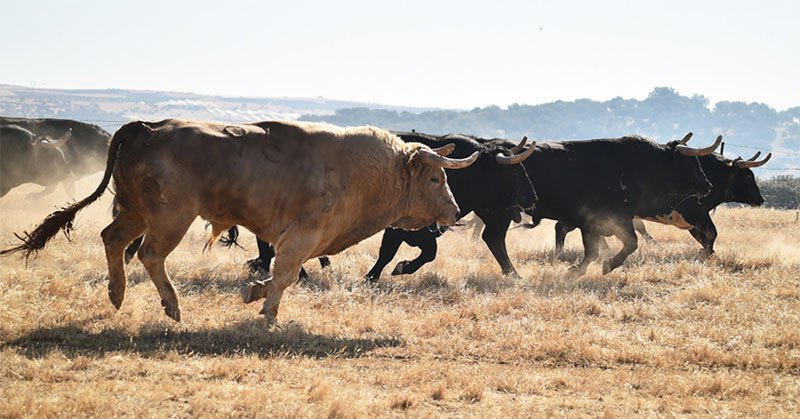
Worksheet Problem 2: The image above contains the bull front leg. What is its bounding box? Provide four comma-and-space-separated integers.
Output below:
391, 231, 438, 276
364, 228, 405, 282
554, 221, 574, 252
477, 211, 518, 278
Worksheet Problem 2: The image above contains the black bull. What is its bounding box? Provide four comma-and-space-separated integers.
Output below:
0, 117, 110, 198
553, 147, 771, 255
352, 134, 718, 279
0, 125, 73, 198
125, 131, 539, 278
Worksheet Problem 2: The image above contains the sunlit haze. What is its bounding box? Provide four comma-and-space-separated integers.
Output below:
2, 0, 798, 109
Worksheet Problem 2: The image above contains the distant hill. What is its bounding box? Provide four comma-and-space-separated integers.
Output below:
1, 84, 797, 177
0, 84, 438, 134
299, 87, 800, 177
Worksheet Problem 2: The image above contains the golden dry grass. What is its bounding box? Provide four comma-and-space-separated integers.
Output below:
1, 179, 799, 417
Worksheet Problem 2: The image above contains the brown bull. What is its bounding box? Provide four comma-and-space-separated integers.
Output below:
2, 119, 477, 324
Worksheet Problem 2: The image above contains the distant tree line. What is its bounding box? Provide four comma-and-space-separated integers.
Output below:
299, 87, 800, 155
758, 175, 800, 209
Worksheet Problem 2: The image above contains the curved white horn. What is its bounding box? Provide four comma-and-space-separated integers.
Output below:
430, 143, 456, 157
37, 128, 72, 148
496, 141, 536, 165
745, 151, 761, 161
676, 135, 721, 157
737, 152, 771, 169
509, 136, 528, 154
422, 150, 479, 169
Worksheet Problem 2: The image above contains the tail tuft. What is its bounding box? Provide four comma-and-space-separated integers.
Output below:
0, 203, 81, 259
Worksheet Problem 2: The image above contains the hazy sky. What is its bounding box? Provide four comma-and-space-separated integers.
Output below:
2, 0, 798, 110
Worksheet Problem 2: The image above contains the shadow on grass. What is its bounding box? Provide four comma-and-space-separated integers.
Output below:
3, 318, 403, 360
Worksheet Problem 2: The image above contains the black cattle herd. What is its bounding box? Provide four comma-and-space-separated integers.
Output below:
1, 117, 772, 281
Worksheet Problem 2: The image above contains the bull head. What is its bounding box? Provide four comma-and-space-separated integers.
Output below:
32, 128, 72, 148
496, 136, 536, 165
676, 134, 722, 157
736, 152, 771, 169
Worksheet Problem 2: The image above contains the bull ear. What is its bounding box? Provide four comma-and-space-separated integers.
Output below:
406, 150, 425, 176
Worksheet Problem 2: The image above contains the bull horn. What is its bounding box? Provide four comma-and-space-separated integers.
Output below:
509, 136, 528, 154
430, 143, 455, 157
676, 135, 721, 157
746, 151, 761, 161
37, 128, 72, 148
679, 132, 693, 144
737, 152, 771, 169
496, 141, 536, 165
422, 149, 479, 170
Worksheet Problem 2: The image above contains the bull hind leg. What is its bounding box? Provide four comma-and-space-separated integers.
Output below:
136, 213, 196, 322
101, 211, 147, 309
687, 212, 717, 256
602, 220, 638, 274
244, 230, 320, 324
567, 228, 601, 279
633, 219, 655, 242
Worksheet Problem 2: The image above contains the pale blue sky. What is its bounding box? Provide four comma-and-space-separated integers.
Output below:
2, 0, 798, 109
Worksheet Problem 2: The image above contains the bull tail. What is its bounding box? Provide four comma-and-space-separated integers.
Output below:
1, 121, 150, 260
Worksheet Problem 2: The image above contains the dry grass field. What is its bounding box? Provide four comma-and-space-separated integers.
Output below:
1, 178, 799, 417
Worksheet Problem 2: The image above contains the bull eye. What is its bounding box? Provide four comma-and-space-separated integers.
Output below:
430, 176, 439, 184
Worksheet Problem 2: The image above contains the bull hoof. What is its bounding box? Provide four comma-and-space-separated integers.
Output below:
243, 280, 268, 304
364, 273, 379, 283
391, 261, 410, 275
108, 287, 124, 310
602, 261, 612, 275
566, 265, 584, 280
258, 306, 278, 327
161, 299, 182, 322
700, 249, 715, 259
